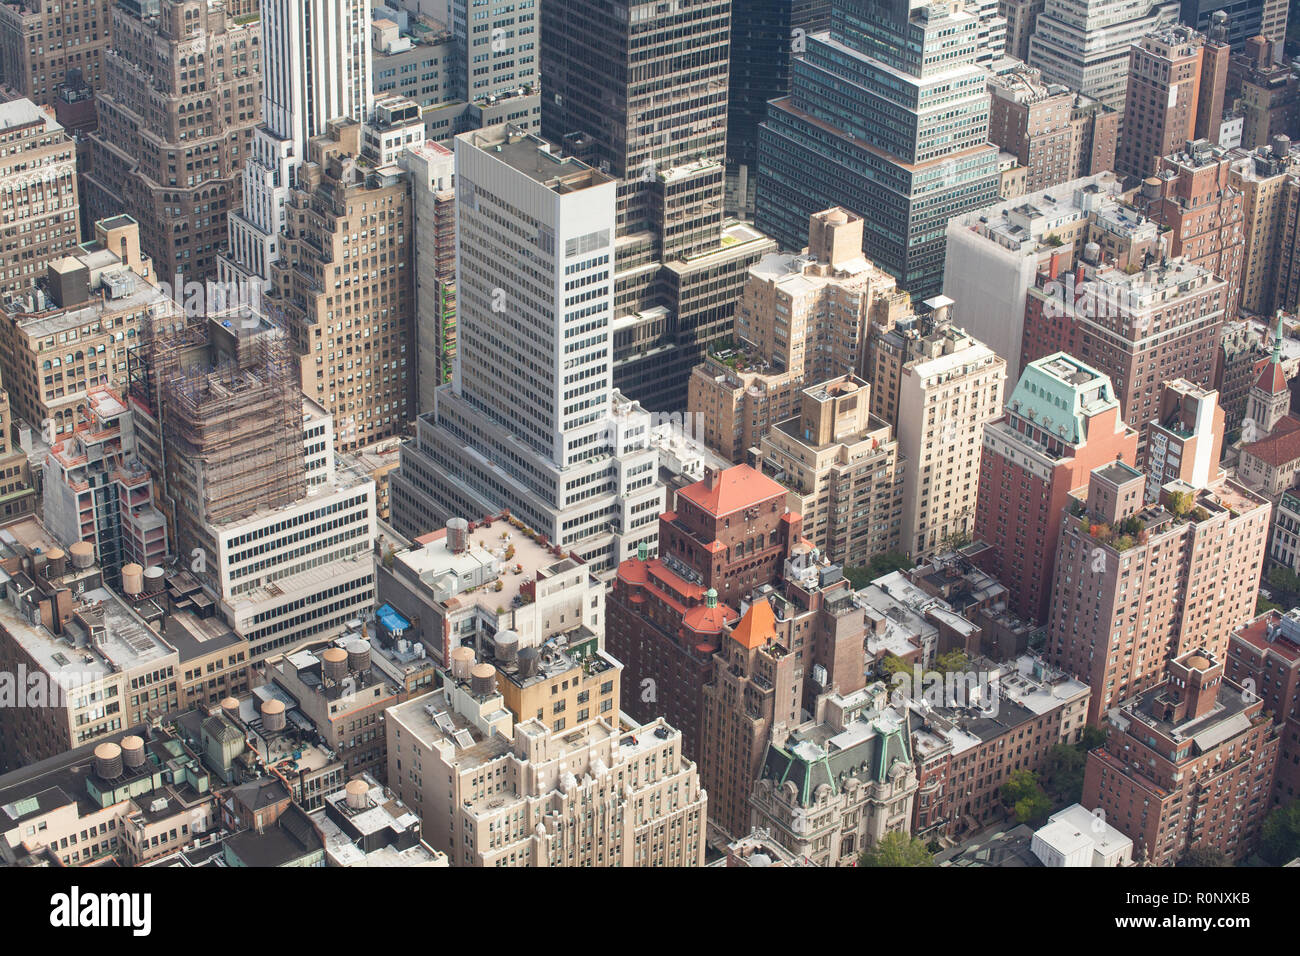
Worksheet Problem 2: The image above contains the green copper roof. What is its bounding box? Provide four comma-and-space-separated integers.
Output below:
1007, 352, 1118, 446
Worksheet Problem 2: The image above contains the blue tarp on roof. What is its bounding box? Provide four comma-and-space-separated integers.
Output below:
377, 603, 411, 634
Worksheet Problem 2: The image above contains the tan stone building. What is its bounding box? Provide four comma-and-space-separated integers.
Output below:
893, 308, 1006, 559
759, 375, 904, 568
688, 208, 907, 462
1230, 141, 1298, 316
751, 684, 918, 866
386, 664, 707, 866
86, 0, 261, 282
0, 0, 112, 107
0, 98, 80, 296
270, 120, 414, 454
0, 215, 162, 439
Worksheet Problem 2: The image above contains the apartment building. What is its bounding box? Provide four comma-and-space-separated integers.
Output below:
1226, 609, 1300, 807
976, 353, 1138, 624
1046, 461, 1270, 724
943, 172, 1157, 368
751, 684, 918, 865
688, 208, 905, 463
1229, 138, 1299, 317
909, 654, 1091, 839
0, 530, 179, 772
606, 465, 802, 759
895, 320, 1006, 560
987, 66, 1118, 193
0, 0, 112, 107
85, 0, 261, 283
385, 673, 707, 866
0, 725, 217, 866
699, 598, 801, 839
1118, 26, 1229, 179
1233, 35, 1298, 152
0, 215, 163, 440
271, 639, 398, 780
375, 515, 607, 669
0, 98, 80, 296
759, 375, 904, 569
1021, 255, 1226, 452
42, 386, 168, 588
1128, 141, 1244, 319
1083, 648, 1279, 864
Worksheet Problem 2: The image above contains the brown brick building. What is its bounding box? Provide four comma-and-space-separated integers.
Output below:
1022, 255, 1225, 453
85, 0, 261, 283
1128, 141, 1244, 320
606, 464, 800, 759
1083, 649, 1279, 865
1046, 461, 1270, 725
1227, 609, 1300, 809
1117, 26, 1228, 180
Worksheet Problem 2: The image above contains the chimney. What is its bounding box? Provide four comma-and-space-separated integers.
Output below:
704, 466, 722, 491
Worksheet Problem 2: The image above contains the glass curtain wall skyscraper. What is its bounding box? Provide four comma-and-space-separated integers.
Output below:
755, 0, 1000, 298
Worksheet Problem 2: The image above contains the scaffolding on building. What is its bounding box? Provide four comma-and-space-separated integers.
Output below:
132, 304, 307, 539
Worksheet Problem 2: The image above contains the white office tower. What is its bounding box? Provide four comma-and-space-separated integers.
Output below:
1029, 0, 1180, 111
967, 0, 1008, 67
220, 0, 376, 289
389, 125, 664, 572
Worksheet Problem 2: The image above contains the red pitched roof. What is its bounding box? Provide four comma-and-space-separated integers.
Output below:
1255, 358, 1288, 395
676, 465, 786, 516
1242, 414, 1300, 467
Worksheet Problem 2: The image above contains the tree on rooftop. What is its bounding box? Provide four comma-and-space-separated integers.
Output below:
934, 649, 970, 675
1167, 490, 1194, 518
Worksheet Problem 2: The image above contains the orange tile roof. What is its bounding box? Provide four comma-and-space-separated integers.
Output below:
730, 599, 776, 649
1243, 415, 1300, 467
676, 464, 786, 516
683, 603, 738, 635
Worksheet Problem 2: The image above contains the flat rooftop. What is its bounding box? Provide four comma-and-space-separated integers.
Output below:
464, 126, 613, 191
387, 689, 513, 770
0, 577, 173, 685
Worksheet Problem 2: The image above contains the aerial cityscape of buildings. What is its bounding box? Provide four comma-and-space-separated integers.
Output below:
0, 0, 1297, 889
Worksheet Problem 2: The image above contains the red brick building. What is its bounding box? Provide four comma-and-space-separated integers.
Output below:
1022, 255, 1225, 453
1129, 140, 1244, 320
699, 599, 800, 839
606, 465, 801, 758
1227, 609, 1300, 808
1082, 649, 1279, 865
1047, 461, 1270, 724
977, 352, 1138, 624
